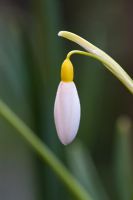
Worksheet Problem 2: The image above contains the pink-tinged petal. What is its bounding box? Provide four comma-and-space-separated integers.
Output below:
54, 81, 81, 145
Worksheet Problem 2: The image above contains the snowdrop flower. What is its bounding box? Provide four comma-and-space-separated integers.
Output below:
54, 58, 80, 145
54, 30, 133, 145
54, 31, 133, 145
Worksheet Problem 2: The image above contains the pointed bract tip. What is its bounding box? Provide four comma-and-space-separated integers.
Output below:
58, 31, 62, 36
58, 31, 65, 37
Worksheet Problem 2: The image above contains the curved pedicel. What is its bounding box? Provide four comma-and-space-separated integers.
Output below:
58, 31, 133, 94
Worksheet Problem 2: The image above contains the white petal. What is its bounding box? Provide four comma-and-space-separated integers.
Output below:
54, 81, 81, 145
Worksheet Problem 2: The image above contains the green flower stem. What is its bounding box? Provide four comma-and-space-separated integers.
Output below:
59, 31, 133, 95
0, 99, 92, 200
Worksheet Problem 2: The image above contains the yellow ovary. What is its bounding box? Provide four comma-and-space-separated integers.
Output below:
61, 59, 74, 82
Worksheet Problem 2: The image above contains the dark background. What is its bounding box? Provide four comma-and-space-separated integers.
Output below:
0, 0, 132, 200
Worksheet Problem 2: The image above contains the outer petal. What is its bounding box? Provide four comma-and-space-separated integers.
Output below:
54, 81, 80, 145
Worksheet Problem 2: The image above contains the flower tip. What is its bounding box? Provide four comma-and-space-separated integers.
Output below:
60, 138, 73, 146
57, 130, 78, 146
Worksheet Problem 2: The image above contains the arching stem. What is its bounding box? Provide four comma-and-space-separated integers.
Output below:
59, 31, 133, 95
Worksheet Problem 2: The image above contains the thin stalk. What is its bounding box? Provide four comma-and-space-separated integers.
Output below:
59, 31, 133, 94
0, 99, 92, 200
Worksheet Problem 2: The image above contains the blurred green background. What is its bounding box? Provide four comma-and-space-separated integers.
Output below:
0, 0, 132, 200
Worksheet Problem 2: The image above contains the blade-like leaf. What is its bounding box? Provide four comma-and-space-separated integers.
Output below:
66, 141, 110, 200
114, 116, 133, 200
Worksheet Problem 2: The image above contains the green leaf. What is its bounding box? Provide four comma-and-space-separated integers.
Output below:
114, 116, 133, 200
66, 141, 109, 200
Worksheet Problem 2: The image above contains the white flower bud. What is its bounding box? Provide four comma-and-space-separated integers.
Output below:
54, 81, 80, 145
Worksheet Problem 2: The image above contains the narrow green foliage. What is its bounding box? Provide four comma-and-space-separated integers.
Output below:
114, 116, 133, 200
